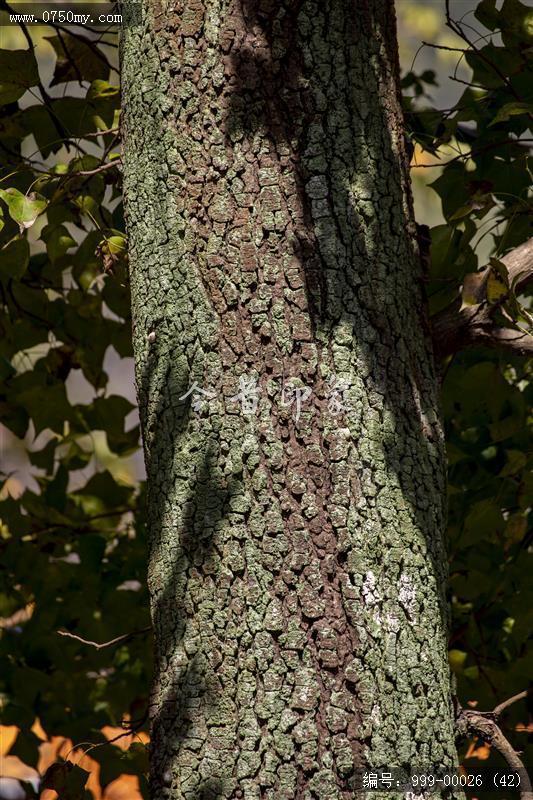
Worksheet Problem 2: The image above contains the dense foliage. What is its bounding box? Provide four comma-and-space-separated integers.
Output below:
0, 19, 150, 797
0, 1, 530, 796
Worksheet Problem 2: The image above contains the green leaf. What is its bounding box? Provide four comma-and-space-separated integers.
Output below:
47, 96, 96, 139
0, 237, 29, 279
81, 394, 135, 443
0, 401, 29, 438
463, 665, 480, 681
475, 0, 500, 30
0, 188, 47, 230
463, 500, 504, 546
29, 438, 58, 474
42, 761, 90, 800
9, 730, 42, 768
500, 0, 533, 44
106, 234, 127, 255
42, 224, 76, 263
429, 224, 468, 280
449, 649, 468, 674
61, 440, 92, 471
78, 535, 106, 570
449, 205, 474, 221
465, 45, 522, 88
430, 165, 470, 221
489, 415, 522, 442
504, 513, 527, 546
0, 49, 39, 105
16, 105, 60, 157
489, 102, 533, 126
45, 33, 109, 86
103, 278, 131, 322
44, 465, 69, 512
500, 450, 527, 476
0, 356, 15, 381
16, 382, 72, 435
87, 80, 119, 99
74, 470, 133, 511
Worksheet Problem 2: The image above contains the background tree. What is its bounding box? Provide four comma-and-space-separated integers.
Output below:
0, 1, 530, 798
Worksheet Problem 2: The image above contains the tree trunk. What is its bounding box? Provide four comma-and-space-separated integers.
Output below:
121, 1, 459, 797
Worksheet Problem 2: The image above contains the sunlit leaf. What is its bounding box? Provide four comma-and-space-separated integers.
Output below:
0, 188, 47, 231
489, 102, 533, 126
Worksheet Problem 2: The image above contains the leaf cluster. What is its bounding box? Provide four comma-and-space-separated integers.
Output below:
403, 0, 532, 772
0, 22, 149, 798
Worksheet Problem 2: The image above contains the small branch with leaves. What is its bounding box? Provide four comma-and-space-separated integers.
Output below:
432, 237, 533, 359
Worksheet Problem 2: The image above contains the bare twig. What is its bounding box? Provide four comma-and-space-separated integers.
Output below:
421, 40, 467, 54
74, 159, 121, 177
57, 625, 151, 650
0, 602, 34, 629
82, 128, 120, 139
494, 691, 530, 718
432, 237, 533, 358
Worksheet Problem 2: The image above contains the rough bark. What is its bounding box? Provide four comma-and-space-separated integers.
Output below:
121, 1, 459, 797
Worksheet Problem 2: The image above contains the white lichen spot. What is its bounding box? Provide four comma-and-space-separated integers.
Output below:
362, 571, 380, 606
399, 573, 417, 621
370, 703, 381, 727
385, 612, 400, 633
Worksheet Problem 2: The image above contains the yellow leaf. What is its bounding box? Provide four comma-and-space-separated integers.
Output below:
486, 274, 507, 303
448, 649, 467, 674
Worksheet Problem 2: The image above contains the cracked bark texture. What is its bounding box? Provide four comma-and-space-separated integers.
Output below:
121, 1, 460, 798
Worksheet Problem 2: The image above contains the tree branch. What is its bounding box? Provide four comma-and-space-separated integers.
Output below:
456, 690, 532, 799
494, 691, 529, 718
74, 159, 121, 176
456, 694, 533, 800
431, 237, 533, 359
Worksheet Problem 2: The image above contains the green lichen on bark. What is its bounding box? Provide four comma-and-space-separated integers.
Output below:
121, 1, 460, 798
